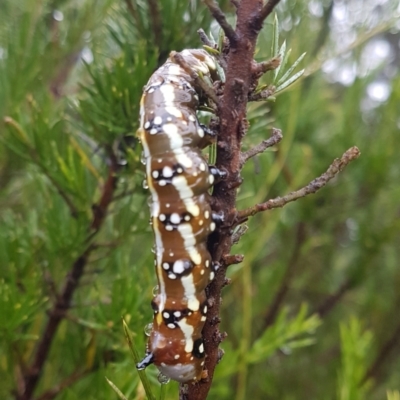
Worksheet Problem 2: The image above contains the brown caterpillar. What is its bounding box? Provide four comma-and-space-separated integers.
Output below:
136, 49, 224, 383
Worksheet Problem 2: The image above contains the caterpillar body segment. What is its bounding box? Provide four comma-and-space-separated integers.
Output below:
137, 49, 221, 383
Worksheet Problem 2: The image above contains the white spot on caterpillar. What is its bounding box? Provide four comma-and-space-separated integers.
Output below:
174, 354, 180, 359
162, 262, 170, 270
201, 316, 206, 321
200, 269, 205, 275
150, 128, 158, 135
159, 180, 167, 186
166, 225, 174, 231
197, 127, 204, 137
204, 211, 210, 219
159, 214, 166, 221
210, 222, 216, 231
184, 215, 190, 221
152, 170, 159, 179
205, 260, 210, 268
169, 273, 177, 279
147, 87, 155, 94
201, 361, 205, 366
166, 203, 170, 208
200, 163, 206, 172
209, 174, 215, 184
203, 305, 207, 314
163, 312, 170, 318
144, 121, 151, 129
169, 252, 174, 257
162, 166, 173, 178
189, 114, 196, 122
170, 213, 180, 224
173, 260, 185, 274
153, 116, 162, 125
174, 311, 181, 317
210, 272, 215, 280
199, 220, 204, 226
167, 323, 175, 329
199, 343, 204, 353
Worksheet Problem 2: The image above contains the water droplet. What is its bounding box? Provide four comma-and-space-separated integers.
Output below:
158, 372, 170, 384
142, 180, 149, 189
144, 323, 153, 336
141, 152, 146, 165
152, 285, 159, 296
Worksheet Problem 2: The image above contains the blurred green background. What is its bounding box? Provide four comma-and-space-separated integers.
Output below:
1, 0, 399, 399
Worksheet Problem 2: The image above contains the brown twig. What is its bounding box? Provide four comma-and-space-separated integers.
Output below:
147, 0, 163, 50
34, 369, 92, 400
180, 1, 282, 399
240, 127, 282, 168
263, 223, 306, 329
258, 0, 282, 26
314, 279, 354, 318
362, 320, 400, 385
203, 0, 237, 45
248, 85, 276, 101
252, 57, 281, 77
236, 146, 360, 222
17, 151, 120, 400
124, 0, 143, 32
91, 149, 119, 231
17, 247, 93, 400
197, 28, 214, 48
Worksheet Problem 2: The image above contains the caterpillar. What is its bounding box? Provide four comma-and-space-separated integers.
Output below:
136, 49, 224, 383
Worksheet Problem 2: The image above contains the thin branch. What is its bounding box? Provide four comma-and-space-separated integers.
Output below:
203, 0, 237, 45
263, 223, 306, 329
362, 320, 400, 385
34, 369, 91, 400
252, 56, 281, 77
314, 279, 354, 318
197, 28, 214, 48
258, 0, 281, 25
221, 253, 244, 267
124, 0, 143, 32
91, 148, 119, 231
171, 51, 221, 107
240, 127, 282, 168
17, 247, 93, 400
237, 146, 360, 221
248, 86, 275, 102
147, 0, 163, 55
17, 152, 120, 400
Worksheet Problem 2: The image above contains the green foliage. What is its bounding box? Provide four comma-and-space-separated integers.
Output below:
338, 318, 372, 400
1, 0, 400, 400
